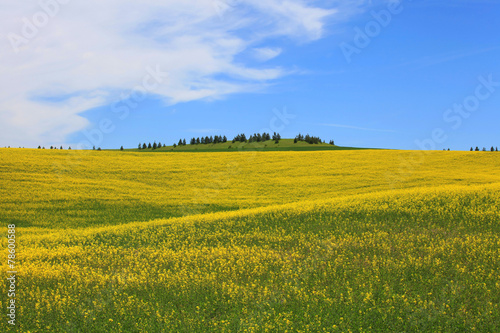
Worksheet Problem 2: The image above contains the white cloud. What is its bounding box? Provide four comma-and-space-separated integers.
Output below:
0, 0, 339, 147
253, 47, 282, 61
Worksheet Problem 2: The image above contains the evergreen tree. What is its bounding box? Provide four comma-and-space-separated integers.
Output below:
223, 135, 227, 143
120, 146, 124, 151
294, 138, 297, 143
205, 136, 210, 144
470, 147, 473, 151
183, 139, 186, 146
97, 147, 101, 151
60, 146, 63, 150
138, 143, 142, 149
153, 142, 158, 149
491, 146, 495, 152
190, 138, 196, 145
178, 139, 183, 146
50, 146, 54, 149
496, 147, 498, 152
93, 146, 95, 150
196, 137, 201, 144
68, 147, 71, 150
475, 146, 479, 151
158, 142, 162, 148
148, 143, 152, 149
173, 143, 176, 148
38, 146, 41, 149
143, 143, 147, 149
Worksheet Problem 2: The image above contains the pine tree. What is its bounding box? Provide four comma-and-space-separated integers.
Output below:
153, 142, 158, 149
143, 143, 147, 149
223, 135, 227, 143
475, 146, 479, 151
190, 138, 196, 145
470, 147, 473, 151
158, 142, 162, 148
491, 146, 495, 152
148, 143, 152, 149
120, 146, 124, 151
182, 139, 186, 146
38, 146, 41, 149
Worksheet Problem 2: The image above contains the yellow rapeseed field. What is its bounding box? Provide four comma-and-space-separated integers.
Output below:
1, 148, 499, 332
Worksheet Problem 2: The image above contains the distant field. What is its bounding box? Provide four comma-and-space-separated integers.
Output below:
1, 149, 499, 332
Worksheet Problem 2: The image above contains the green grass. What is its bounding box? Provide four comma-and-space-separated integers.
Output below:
128, 139, 369, 152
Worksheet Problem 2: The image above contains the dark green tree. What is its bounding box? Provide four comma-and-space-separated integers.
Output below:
120, 146, 124, 151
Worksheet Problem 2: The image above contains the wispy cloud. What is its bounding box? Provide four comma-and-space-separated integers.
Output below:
0, 0, 341, 147
252, 47, 282, 61
319, 123, 397, 133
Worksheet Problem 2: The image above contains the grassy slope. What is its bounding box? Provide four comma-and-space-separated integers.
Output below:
6, 184, 500, 332
128, 139, 367, 152
1, 149, 500, 332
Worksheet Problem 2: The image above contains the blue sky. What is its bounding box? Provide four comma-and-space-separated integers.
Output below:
1, 0, 499, 150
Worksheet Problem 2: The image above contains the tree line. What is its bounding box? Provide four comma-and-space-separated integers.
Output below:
470, 146, 498, 152
136, 132, 336, 149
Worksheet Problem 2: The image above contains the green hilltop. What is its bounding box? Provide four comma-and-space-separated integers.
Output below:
129, 139, 368, 152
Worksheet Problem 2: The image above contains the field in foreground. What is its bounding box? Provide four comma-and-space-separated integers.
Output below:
1, 149, 499, 332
